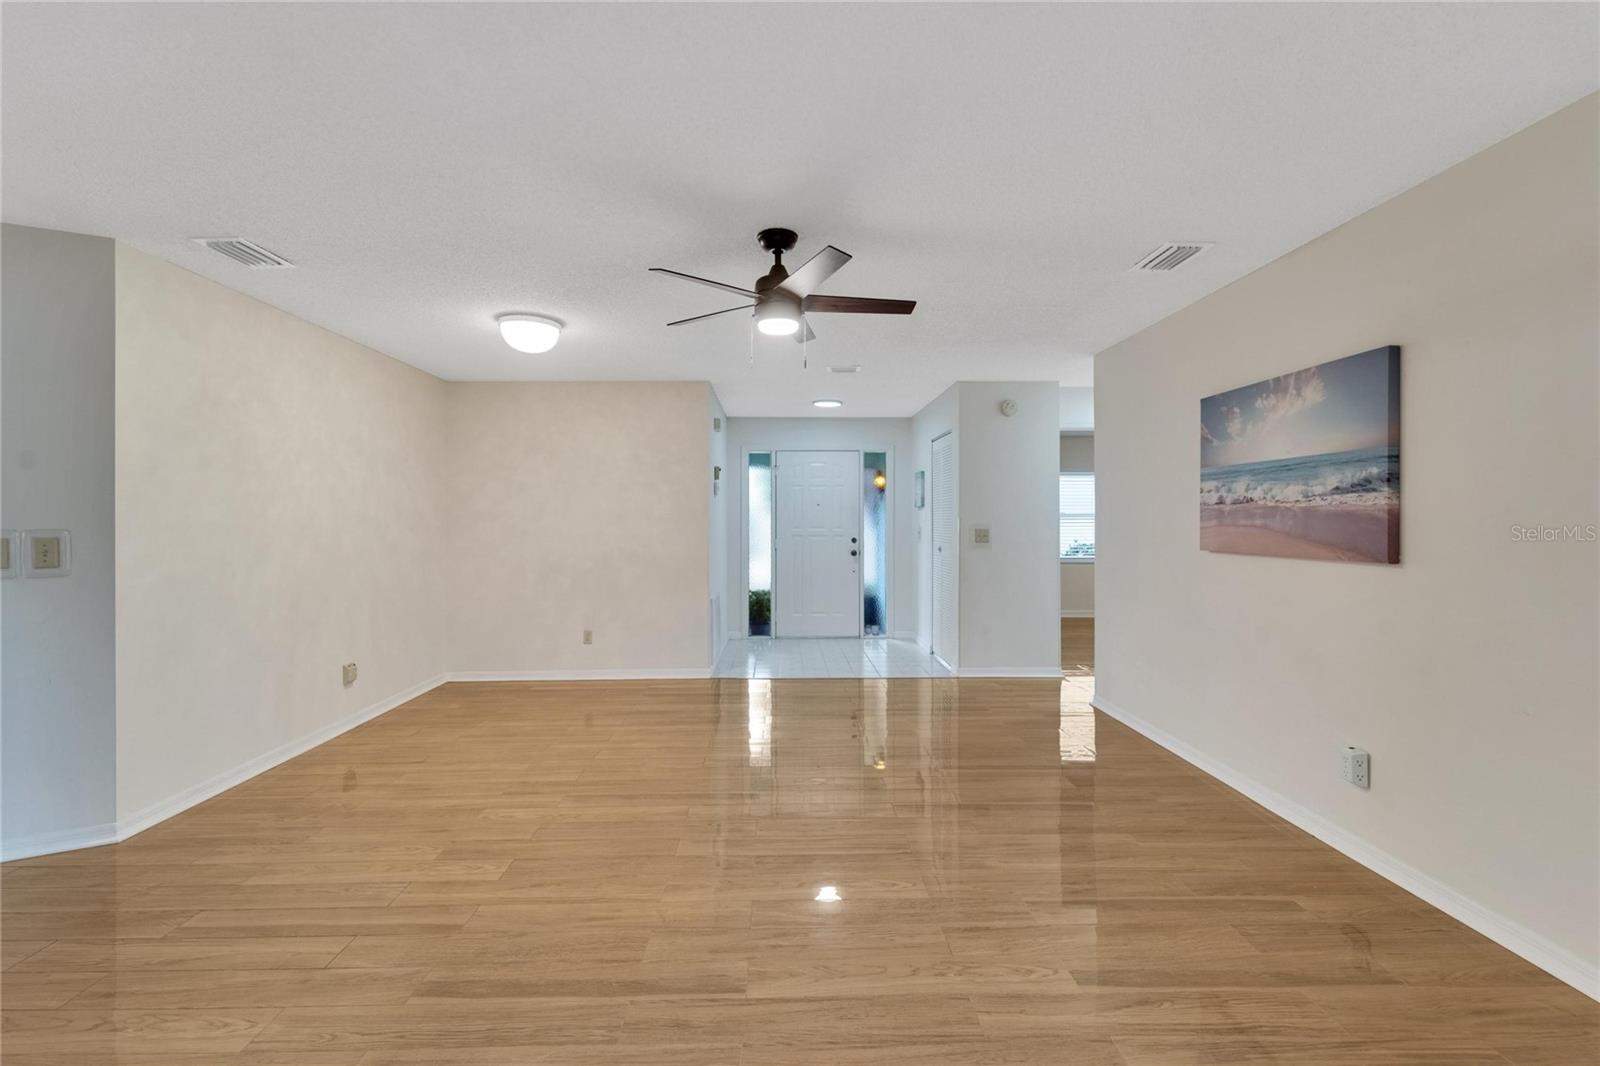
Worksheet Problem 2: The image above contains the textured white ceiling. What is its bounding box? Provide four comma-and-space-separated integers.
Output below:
4, 3, 1594, 416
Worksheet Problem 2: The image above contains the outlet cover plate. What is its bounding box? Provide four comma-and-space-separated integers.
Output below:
1341, 746, 1371, 789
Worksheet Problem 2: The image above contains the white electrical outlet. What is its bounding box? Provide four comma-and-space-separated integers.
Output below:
1341, 746, 1371, 789
342, 662, 358, 687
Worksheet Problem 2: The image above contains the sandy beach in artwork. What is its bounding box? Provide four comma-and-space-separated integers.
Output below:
1200, 500, 1399, 563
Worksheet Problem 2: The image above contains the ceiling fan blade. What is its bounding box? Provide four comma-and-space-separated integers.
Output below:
649, 267, 758, 299
792, 317, 816, 344
802, 295, 917, 315
667, 304, 753, 327
776, 245, 851, 299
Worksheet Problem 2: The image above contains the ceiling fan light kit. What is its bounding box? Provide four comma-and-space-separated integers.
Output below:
754, 299, 801, 336
651, 227, 916, 346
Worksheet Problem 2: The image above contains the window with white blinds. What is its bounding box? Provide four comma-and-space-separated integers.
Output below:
1059, 472, 1095, 560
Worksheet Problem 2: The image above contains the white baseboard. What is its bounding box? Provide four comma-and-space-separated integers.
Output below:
1060, 609, 1095, 618
1093, 695, 1600, 1001
2, 673, 449, 863
1, 820, 120, 863
448, 668, 710, 681
958, 666, 1063, 678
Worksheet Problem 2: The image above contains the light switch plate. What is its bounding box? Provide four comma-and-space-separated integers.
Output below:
0, 531, 15, 579
24, 530, 70, 577
971, 525, 991, 547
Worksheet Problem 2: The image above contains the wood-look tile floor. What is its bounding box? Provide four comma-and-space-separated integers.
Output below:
3, 624, 1595, 1063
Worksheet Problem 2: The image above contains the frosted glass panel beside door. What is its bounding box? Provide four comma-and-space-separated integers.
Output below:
775, 450, 862, 637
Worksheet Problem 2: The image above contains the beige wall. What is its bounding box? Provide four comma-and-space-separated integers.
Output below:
443, 381, 712, 676
1060, 432, 1095, 616
1095, 96, 1599, 993
114, 250, 719, 836
115, 246, 449, 826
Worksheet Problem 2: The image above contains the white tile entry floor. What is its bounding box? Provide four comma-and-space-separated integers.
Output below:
712, 637, 954, 679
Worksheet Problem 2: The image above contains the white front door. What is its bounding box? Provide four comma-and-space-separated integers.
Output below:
931, 432, 958, 666
775, 450, 861, 637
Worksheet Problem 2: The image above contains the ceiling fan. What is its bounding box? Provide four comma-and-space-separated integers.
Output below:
651, 228, 915, 343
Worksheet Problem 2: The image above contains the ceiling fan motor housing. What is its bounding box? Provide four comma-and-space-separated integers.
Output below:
755, 228, 798, 300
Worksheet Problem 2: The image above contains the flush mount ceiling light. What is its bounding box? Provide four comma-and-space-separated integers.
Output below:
812, 399, 843, 409
496, 313, 563, 354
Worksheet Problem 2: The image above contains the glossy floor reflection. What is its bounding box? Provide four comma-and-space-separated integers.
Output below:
712, 636, 953, 678
2, 667, 1594, 1062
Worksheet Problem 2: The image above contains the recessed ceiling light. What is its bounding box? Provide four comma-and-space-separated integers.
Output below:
496, 313, 563, 354
815, 885, 842, 902
813, 399, 843, 409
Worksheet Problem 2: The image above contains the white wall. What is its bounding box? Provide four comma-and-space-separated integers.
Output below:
444, 381, 712, 676
1060, 432, 1095, 617
955, 382, 1061, 674
709, 391, 729, 662
1, 224, 118, 855
725, 417, 916, 640
1058, 386, 1094, 432
1095, 96, 1599, 994
115, 245, 449, 827
910, 382, 1061, 675
912, 385, 959, 661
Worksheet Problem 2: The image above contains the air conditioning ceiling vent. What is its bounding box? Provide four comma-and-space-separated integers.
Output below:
192, 237, 295, 269
1132, 242, 1212, 272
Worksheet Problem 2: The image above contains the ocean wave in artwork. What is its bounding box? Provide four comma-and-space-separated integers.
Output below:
1200, 446, 1399, 508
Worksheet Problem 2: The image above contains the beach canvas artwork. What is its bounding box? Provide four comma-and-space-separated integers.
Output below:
1200, 346, 1400, 564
